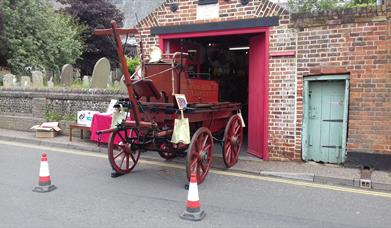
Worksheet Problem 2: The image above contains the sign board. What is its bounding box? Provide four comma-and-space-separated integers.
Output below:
77, 110, 100, 127
174, 94, 188, 110
197, 3, 219, 20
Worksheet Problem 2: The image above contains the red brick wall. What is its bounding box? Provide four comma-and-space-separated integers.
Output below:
292, 4, 391, 155
136, 0, 298, 161
136, 0, 391, 160
268, 14, 298, 160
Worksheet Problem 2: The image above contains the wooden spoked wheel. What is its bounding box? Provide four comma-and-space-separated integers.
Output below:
186, 127, 214, 184
222, 115, 243, 168
108, 129, 140, 174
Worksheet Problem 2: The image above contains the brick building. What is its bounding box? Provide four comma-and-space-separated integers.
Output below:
129, 0, 391, 170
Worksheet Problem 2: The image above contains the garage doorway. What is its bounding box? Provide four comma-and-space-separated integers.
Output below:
159, 28, 269, 159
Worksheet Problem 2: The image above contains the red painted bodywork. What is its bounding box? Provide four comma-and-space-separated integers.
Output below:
144, 63, 219, 104
248, 33, 269, 159
159, 27, 270, 160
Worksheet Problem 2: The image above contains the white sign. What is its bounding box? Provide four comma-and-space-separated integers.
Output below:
77, 110, 100, 127
197, 3, 219, 20
174, 94, 188, 110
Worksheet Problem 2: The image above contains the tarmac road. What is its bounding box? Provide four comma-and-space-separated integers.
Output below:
1, 140, 391, 228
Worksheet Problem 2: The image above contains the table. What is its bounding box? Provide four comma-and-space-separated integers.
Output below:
69, 123, 91, 142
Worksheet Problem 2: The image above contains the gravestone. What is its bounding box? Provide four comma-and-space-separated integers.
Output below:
3, 73, 16, 88
90, 57, 111, 89
47, 77, 54, 88
21, 76, 32, 88
83, 76, 90, 87
118, 75, 127, 93
111, 71, 116, 82
115, 68, 123, 81
31, 71, 44, 88
61, 64, 74, 86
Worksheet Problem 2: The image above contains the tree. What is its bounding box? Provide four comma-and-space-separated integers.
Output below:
57, 0, 124, 76
288, 0, 341, 13
0, 9, 7, 67
0, 0, 84, 75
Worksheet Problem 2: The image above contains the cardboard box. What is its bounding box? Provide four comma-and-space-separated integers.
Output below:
77, 110, 99, 127
35, 130, 58, 138
31, 122, 61, 138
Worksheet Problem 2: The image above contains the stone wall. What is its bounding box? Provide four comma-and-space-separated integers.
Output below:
0, 88, 127, 134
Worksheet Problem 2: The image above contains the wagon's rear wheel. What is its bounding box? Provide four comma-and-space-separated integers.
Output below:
186, 127, 213, 184
108, 129, 140, 174
222, 115, 243, 168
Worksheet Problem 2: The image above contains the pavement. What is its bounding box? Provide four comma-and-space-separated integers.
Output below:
1, 127, 390, 192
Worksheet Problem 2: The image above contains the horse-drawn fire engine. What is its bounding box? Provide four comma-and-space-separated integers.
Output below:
95, 21, 244, 184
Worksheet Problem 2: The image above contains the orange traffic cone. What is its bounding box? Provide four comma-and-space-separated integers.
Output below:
179, 173, 206, 221
33, 153, 56, 193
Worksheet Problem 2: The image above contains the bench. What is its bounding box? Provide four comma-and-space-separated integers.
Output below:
69, 123, 91, 142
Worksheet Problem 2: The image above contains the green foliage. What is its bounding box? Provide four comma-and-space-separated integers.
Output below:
345, 0, 376, 7
126, 56, 140, 75
44, 107, 76, 122
63, 113, 76, 122
0, 0, 85, 75
57, 0, 124, 76
288, 0, 376, 13
0, 10, 6, 67
288, 0, 341, 13
44, 109, 63, 122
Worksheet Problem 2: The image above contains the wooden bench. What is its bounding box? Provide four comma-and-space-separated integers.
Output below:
69, 123, 91, 142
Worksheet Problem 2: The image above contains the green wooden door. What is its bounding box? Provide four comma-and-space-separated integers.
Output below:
307, 80, 345, 163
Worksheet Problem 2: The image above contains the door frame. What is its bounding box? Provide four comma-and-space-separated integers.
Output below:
158, 27, 270, 159
302, 75, 350, 163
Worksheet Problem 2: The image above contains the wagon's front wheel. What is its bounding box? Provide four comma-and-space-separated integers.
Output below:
108, 129, 140, 175
186, 127, 213, 184
222, 115, 243, 168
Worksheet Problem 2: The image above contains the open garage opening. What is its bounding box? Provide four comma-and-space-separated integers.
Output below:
162, 32, 265, 158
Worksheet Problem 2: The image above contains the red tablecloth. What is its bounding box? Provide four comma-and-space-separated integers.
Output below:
90, 113, 113, 144
90, 113, 134, 145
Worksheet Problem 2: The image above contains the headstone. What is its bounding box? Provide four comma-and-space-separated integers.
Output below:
3, 73, 16, 88
107, 71, 113, 87
20, 76, 32, 88
61, 64, 74, 86
118, 75, 127, 93
111, 71, 116, 82
45, 70, 53, 83
31, 71, 44, 88
47, 77, 54, 88
115, 68, 123, 81
74, 69, 81, 80
53, 71, 61, 85
83, 76, 90, 87
90, 57, 111, 89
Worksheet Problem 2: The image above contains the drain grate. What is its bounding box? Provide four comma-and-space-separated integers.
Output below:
359, 166, 373, 189
359, 179, 372, 189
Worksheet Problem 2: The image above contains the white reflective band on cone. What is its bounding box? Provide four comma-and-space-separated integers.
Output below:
188, 182, 199, 201
39, 161, 50, 177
